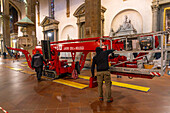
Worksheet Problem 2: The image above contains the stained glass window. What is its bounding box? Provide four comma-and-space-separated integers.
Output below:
51, 0, 54, 19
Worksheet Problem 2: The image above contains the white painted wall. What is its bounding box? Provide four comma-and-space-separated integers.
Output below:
102, 0, 153, 35
36, 0, 153, 41
36, 0, 84, 41
55, 0, 84, 41
36, 0, 50, 43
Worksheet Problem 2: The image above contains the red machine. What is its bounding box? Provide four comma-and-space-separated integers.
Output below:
7, 34, 160, 79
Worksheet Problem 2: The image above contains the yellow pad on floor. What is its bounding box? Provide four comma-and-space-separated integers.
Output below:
79, 75, 150, 92
5, 66, 22, 71
53, 79, 88, 89
4, 66, 12, 68
110, 81, 150, 92
21, 71, 36, 75
10, 68, 23, 71
20, 64, 27, 67
79, 75, 90, 80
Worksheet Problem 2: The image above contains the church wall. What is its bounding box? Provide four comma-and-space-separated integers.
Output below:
9, 1, 26, 37
102, 0, 153, 35
54, 0, 84, 40
36, 0, 153, 42
36, 0, 50, 43
36, 0, 84, 42
10, 0, 26, 19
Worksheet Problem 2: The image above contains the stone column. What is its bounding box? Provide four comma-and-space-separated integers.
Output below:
152, 4, 159, 31
85, 0, 101, 38
85, 0, 101, 67
2, 0, 10, 51
27, 0, 36, 43
27, 0, 36, 25
76, 22, 80, 38
43, 31, 45, 40
54, 29, 57, 42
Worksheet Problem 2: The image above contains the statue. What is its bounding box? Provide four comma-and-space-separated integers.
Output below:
111, 15, 137, 36
109, 28, 116, 37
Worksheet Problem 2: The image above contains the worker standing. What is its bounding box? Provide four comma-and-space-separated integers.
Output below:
31, 51, 46, 81
91, 47, 114, 103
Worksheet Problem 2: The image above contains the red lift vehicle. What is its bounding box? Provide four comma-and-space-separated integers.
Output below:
7, 31, 169, 79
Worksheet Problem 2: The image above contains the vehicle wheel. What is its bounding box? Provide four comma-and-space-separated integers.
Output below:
128, 76, 133, 79
45, 71, 48, 76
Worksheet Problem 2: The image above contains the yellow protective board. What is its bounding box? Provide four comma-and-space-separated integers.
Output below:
20, 64, 27, 67
53, 79, 88, 89
4, 66, 12, 68
79, 75, 150, 92
79, 75, 90, 80
5, 66, 23, 71
110, 81, 150, 92
21, 71, 36, 75
10, 68, 23, 71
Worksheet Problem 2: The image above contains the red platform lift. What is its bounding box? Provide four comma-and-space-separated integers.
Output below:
7, 31, 169, 79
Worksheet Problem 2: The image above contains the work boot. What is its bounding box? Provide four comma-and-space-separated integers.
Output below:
107, 97, 113, 103
37, 78, 41, 81
99, 97, 103, 101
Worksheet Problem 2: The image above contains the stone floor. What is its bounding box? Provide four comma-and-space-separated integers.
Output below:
1, 56, 170, 113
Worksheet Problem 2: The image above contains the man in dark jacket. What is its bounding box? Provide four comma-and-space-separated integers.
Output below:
31, 51, 46, 81
91, 47, 114, 103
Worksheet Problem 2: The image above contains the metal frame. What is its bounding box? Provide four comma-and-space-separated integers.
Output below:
108, 31, 169, 77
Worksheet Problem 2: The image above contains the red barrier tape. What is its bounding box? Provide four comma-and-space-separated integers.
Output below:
0, 107, 8, 113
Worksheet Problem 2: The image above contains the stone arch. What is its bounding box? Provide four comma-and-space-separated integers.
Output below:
61, 25, 76, 41
74, 3, 106, 22
9, 1, 22, 19
73, 3, 85, 18
111, 9, 143, 33
74, 3, 106, 38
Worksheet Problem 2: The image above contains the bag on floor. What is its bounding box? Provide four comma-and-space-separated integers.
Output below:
72, 69, 78, 79
89, 76, 98, 88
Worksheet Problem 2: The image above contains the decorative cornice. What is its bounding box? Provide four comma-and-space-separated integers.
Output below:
151, 4, 160, 12
73, 3, 106, 17
40, 16, 59, 27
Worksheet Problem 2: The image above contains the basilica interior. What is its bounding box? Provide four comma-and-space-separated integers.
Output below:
0, 0, 170, 113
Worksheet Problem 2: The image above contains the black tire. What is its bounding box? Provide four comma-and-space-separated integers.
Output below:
128, 76, 133, 79
75, 61, 80, 74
